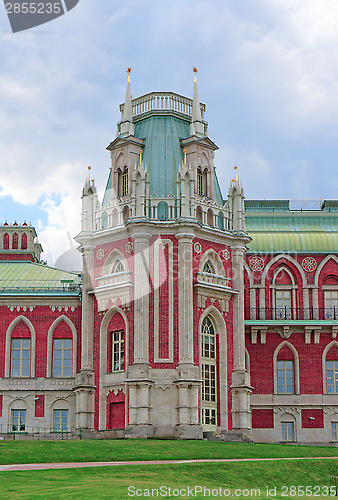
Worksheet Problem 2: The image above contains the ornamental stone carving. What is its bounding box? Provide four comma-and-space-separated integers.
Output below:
302, 257, 317, 272
249, 256, 264, 272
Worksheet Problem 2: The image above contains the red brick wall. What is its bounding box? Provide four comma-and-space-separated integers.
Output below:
301, 409, 324, 428
252, 409, 274, 428
35, 395, 45, 417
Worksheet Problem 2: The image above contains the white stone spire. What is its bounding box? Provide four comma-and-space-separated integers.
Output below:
120, 68, 135, 137
190, 68, 205, 137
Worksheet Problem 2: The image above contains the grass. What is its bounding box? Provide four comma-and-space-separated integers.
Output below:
0, 440, 338, 499
1, 438, 338, 465
1, 460, 338, 499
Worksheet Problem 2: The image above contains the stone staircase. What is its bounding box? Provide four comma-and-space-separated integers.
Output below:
203, 431, 254, 443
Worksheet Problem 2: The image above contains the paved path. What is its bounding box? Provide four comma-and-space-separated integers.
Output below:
1, 456, 338, 472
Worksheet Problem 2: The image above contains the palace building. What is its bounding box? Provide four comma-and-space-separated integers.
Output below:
0, 71, 337, 443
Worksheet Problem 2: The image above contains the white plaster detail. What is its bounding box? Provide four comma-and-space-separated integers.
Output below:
302, 257, 317, 272
97, 248, 105, 260
249, 256, 264, 272
125, 242, 133, 254
194, 242, 201, 254
222, 249, 230, 260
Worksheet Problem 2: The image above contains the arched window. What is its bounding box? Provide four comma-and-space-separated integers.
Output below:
281, 413, 296, 442
196, 206, 203, 224
120, 168, 128, 197
325, 344, 338, 394
217, 212, 224, 230
3, 233, 9, 250
102, 211, 108, 229
12, 233, 18, 250
157, 201, 168, 220
11, 338, 30, 377
207, 209, 214, 227
274, 343, 299, 394
272, 266, 297, 320
201, 316, 217, 428
21, 233, 27, 250
203, 260, 215, 274
197, 167, 208, 196
123, 206, 129, 224
112, 260, 124, 274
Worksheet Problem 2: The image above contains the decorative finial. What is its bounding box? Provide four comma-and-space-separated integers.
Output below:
139, 149, 143, 165
183, 149, 187, 166
127, 67, 131, 83
232, 166, 238, 183
88, 166, 91, 182
193, 67, 198, 83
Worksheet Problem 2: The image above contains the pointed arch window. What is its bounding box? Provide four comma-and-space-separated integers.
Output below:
201, 316, 217, 428
21, 233, 27, 250
112, 260, 125, 274
11, 338, 30, 377
277, 360, 294, 394
203, 260, 215, 274
12, 233, 18, 250
121, 168, 128, 197
3, 233, 9, 250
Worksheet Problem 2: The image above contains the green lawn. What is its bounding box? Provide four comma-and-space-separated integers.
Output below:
1, 460, 338, 499
1, 438, 338, 465
0, 440, 338, 499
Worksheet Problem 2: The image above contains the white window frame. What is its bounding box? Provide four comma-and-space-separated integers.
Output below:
326, 360, 338, 394
201, 316, 217, 430
273, 342, 300, 395
324, 290, 338, 319
281, 421, 295, 442
53, 409, 69, 432
331, 421, 338, 441
112, 330, 125, 372
12, 409, 26, 432
277, 360, 294, 394
52, 338, 72, 378
11, 338, 30, 377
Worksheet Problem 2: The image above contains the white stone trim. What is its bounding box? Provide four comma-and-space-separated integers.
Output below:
198, 248, 225, 277
322, 340, 338, 394
198, 306, 227, 431
5, 316, 36, 378
99, 306, 129, 430
273, 341, 300, 395
102, 248, 129, 277
46, 315, 78, 378
314, 254, 338, 287
261, 254, 307, 287
154, 239, 174, 363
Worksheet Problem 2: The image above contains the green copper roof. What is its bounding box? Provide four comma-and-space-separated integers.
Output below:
134, 115, 190, 197
0, 261, 81, 296
246, 212, 338, 253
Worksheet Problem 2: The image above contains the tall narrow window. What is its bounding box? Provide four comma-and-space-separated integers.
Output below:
197, 169, 203, 196
54, 409, 68, 431
122, 169, 128, 197
275, 290, 291, 319
112, 331, 124, 372
327, 360, 338, 393
12, 232, 18, 250
11, 338, 30, 377
325, 291, 338, 319
3, 233, 9, 249
12, 409, 26, 432
277, 360, 294, 394
201, 316, 217, 427
21, 233, 27, 250
331, 421, 338, 441
53, 339, 72, 377
281, 421, 295, 441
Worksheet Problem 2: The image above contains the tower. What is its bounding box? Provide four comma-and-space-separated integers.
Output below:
76, 70, 251, 437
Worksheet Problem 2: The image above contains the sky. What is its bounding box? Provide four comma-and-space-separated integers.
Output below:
0, 0, 338, 265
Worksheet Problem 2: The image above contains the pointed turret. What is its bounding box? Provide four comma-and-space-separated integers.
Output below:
228, 166, 245, 232
190, 68, 205, 137
119, 68, 135, 137
81, 167, 98, 232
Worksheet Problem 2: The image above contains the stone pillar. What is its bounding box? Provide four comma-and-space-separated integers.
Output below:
231, 245, 252, 431
75, 246, 96, 429
126, 232, 153, 438
175, 232, 202, 439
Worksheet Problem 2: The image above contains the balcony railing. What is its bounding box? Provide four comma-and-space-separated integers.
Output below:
245, 307, 338, 321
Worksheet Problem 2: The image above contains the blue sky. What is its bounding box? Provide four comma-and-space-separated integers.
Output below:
0, 0, 338, 264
